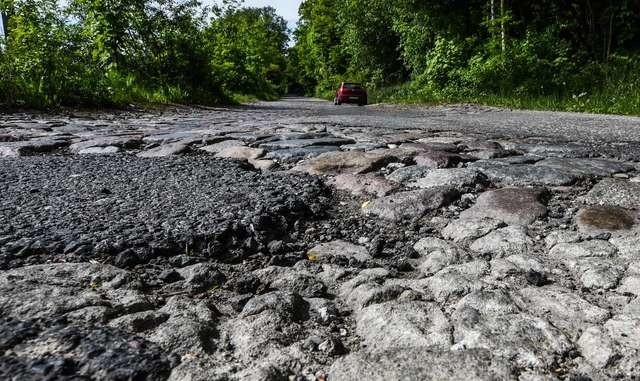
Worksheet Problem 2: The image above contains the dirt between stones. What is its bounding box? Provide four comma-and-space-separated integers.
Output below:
2, 100, 640, 380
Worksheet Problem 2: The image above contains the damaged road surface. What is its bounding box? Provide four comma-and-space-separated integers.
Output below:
2, 98, 640, 380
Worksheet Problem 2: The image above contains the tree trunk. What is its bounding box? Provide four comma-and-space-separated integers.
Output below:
500, 0, 505, 53
607, 4, 613, 61
491, 0, 495, 21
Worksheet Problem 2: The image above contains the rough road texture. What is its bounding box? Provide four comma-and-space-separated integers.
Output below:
2, 98, 640, 380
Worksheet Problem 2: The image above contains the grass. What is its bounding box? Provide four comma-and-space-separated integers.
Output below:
364, 81, 640, 116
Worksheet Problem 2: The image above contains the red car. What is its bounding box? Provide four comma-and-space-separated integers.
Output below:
334, 82, 367, 106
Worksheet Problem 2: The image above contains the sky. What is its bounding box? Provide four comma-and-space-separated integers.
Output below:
210, 0, 302, 28
0, 12, 5, 39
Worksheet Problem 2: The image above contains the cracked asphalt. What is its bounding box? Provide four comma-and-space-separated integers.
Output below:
2, 98, 640, 380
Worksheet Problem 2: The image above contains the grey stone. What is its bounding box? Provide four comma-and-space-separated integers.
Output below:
514, 286, 610, 337
339, 269, 403, 311
0, 138, 69, 156
413, 237, 466, 275
472, 164, 578, 186
602, 316, 640, 377
69, 135, 141, 152
259, 137, 353, 149
143, 131, 224, 143
383, 132, 433, 144
452, 290, 572, 368
569, 258, 625, 290
460, 187, 548, 225
253, 266, 326, 297
544, 230, 581, 249
414, 151, 466, 168
426, 260, 489, 303
362, 187, 459, 222
293, 151, 392, 175
341, 282, 405, 311
328, 173, 397, 197
152, 297, 217, 355
249, 159, 276, 171
341, 142, 385, 151
369, 146, 423, 161
470, 226, 533, 257
489, 255, 545, 280
224, 308, 305, 361
240, 291, 307, 321
265, 146, 338, 162
0, 263, 150, 321
578, 326, 617, 369
442, 217, 505, 243
512, 143, 590, 158
199, 139, 244, 153
470, 155, 544, 166
400, 142, 459, 152
610, 232, 640, 260
108, 310, 169, 333
417, 136, 464, 145
307, 240, 371, 263
355, 301, 451, 351
583, 178, 640, 209
215, 146, 265, 160
549, 240, 618, 260
618, 274, 640, 296
536, 157, 633, 178
622, 297, 640, 316
386, 165, 432, 184
79, 146, 120, 154
176, 263, 225, 292
306, 297, 339, 324
260, 132, 327, 142
329, 348, 515, 380
137, 142, 189, 157
409, 168, 486, 190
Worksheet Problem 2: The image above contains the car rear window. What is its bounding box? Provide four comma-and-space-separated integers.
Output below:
342, 83, 363, 90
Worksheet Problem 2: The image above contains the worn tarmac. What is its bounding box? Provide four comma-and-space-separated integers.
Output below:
2, 98, 640, 380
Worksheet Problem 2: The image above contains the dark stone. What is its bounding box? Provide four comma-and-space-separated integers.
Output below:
227, 273, 261, 294
0, 319, 173, 381
0, 317, 39, 351
0, 156, 328, 268
368, 236, 385, 258
158, 269, 182, 283
229, 294, 254, 312
577, 206, 635, 232
396, 260, 414, 272
113, 249, 144, 268
570, 376, 592, 381
525, 269, 548, 287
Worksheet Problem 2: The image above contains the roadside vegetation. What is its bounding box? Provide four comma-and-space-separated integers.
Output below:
2, 0, 640, 115
0, 0, 288, 108
289, 0, 640, 115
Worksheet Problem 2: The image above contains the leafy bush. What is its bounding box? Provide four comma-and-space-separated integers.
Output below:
0, 0, 289, 108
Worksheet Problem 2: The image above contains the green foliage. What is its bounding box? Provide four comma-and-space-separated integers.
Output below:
207, 6, 289, 99
0, 0, 289, 108
290, 0, 640, 115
